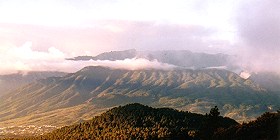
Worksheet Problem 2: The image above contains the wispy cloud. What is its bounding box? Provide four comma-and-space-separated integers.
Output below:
84, 58, 177, 71
0, 21, 231, 55
0, 0, 279, 74
0, 42, 176, 74
234, 0, 280, 73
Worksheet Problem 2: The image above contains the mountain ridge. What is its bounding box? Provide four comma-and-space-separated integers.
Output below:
0, 66, 278, 129
66, 49, 234, 70
66, 49, 280, 93
0, 71, 67, 97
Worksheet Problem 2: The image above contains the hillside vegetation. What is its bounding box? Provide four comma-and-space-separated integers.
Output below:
8, 103, 279, 140
213, 111, 280, 140
27, 103, 237, 140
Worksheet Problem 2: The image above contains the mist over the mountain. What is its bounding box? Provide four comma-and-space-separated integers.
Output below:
234, 0, 280, 73
0, 0, 279, 76
0, 66, 278, 129
67, 49, 234, 70
1, 39, 278, 77
1, 0, 280, 138
66, 49, 280, 92
250, 72, 280, 92
1, 16, 280, 75
1, 45, 279, 93
0, 71, 67, 96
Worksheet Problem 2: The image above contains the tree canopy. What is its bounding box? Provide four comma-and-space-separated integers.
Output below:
24, 103, 237, 140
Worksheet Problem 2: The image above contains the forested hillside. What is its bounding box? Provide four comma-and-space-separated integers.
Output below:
2, 104, 279, 139
213, 111, 280, 140
28, 103, 238, 140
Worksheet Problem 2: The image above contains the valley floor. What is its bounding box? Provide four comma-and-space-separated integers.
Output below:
0, 125, 58, 138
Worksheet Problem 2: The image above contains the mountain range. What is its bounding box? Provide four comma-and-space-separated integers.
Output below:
0, 66, 279, 133
0, 71, 67, 97
1, 50, 280, 137
250, 72, 280, 92
67, 49, 280, 92
67, 49, 235, 70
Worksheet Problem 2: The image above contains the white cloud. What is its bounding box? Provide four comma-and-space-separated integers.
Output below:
0, 42, 176, 74
0, 0, 238, 32
85, 58, 177, 70
0, 42, 66, 74
240, 71, 251, 79
6, 42, 65, 61
0, 0, 279, 74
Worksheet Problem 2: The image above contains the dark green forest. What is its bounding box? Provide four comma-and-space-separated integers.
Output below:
213, 111, 280, 140
22, 103, 237, 139
2, 103, 279, 140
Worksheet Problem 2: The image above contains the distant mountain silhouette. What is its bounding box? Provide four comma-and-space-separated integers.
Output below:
67, 49, 280, 93
66, 49, 137, 61
67, 49, 233, 69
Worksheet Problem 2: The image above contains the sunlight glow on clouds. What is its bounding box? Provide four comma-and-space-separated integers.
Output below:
0, 0, 238, 31
0, 42, 66, 74
0, 0, 239, 55
0, 0, 279, 74
0, 42, 175, 74
86, 58, 176, 71
6, 42, 65, 60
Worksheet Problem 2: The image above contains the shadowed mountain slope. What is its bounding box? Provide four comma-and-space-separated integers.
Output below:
0, 71, 67, 96
213, 111, 280, 140
250, 72, 280, 92
67, 49, 280, 93
0, 66, 279, 128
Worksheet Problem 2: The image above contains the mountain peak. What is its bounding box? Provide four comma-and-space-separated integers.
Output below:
79, 66, 112, 72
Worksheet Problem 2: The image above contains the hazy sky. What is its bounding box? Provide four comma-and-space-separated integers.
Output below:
0, 0, 279, 74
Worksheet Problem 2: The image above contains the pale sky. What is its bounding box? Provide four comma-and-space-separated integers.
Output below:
0, 0, 279, 74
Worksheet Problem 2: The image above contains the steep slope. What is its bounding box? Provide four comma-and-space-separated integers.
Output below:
67, 49, 280, 92
31, 103, 238, 140
0, 71, 67, 96
0, 66, 278, 129
250, 72, 280, 92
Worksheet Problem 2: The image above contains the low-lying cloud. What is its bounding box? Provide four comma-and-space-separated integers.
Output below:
0, 42, 176, 74
237, 0, 280, 52
1, 9, 280, 74
85, 58, 177, 71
